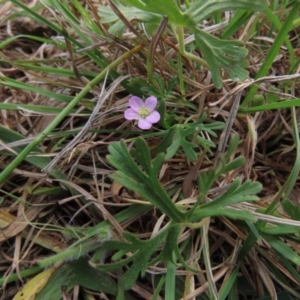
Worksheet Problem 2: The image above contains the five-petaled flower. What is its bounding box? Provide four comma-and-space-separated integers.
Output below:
124, 96, 160, 130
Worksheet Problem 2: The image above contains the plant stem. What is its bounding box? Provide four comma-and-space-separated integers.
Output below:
177, 25, 208, 67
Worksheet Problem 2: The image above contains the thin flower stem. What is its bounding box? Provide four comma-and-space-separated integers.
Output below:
177, 25, 208, 67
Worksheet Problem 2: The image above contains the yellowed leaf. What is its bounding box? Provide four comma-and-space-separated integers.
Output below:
13, 265, 61, 300
0, 210, 15, 227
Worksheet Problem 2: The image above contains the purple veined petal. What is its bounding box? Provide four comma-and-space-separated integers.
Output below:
144, 96, 157, 112
146, 111, 160, 123
138, 118, 152, 130
124, 108, 139, 120
129, 96, 144, 112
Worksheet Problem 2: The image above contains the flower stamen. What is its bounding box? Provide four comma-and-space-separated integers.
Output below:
138, 106, 150, 119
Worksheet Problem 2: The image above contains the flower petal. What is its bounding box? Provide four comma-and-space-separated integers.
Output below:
144, 96, 157, 112
146, 111, 160, 124
124, 108, 139, 120
129, 96, 144, 112
138, 119, 152, 130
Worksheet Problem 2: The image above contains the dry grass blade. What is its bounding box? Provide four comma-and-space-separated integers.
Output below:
214, 91, 242, 167
0, 206, 44, 242
107, 0, 148, 44
148, 16, 169, 76
42, 73, 131, 173
249, 250, 277, 300
1, 1, 300, 299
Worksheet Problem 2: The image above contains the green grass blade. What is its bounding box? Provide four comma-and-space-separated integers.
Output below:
239, 98, 300, 113
0, 45, 142, 184
0, 126, 66, 180
165, 258, 176, 300
242, 3, 300, 106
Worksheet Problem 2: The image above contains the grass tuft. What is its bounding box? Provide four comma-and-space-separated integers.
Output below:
0, 0, 300, 299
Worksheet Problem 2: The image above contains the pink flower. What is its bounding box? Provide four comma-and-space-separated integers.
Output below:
124, 96, 160, 130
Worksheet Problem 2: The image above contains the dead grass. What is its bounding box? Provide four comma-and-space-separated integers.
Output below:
0, 0, 300, 299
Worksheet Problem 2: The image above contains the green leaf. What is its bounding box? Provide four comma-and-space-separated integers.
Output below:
96, 251, 135, 272
222, 157, 245, 174
282, 199, 300, 221
131, 138, 152, 175
223, 135, 241, 162
121, 248, 159, 290
36, 258, 118, 299
71, 259, 118, 293
190, 207, 257, 222
165, 137, 180, 159
184, 0, 268, 26
261, 225, 300, 235
98, 3, 161, 36
265, 87, 281, 103
197, 136, 216, 149
120, 227, 169, 290
110, 172, 151, 201
116, 0, 268, 88
150, 224, 199, 273
151, 224, 181, 264
201, 179, 262, 210
107, 139, 186, 222
123, 232, 145, 245
197, 121, 225, 136
151, 127, 175, 154
38, 237, 109, 269
107, 141, 148, 182
198, 169, 216, 196
262, 234, 300, 266
152, 118, 223, 159
121, 0, 268, 28
120, 0, 185, 24
152, 153, 166, 178
165, 125, 198, 161
194, 29, 249, 88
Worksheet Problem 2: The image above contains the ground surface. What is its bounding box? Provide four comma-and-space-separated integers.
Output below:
0, 1, 300, 299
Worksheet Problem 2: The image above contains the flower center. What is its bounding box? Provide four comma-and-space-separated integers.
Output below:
138, 106, 150, 119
